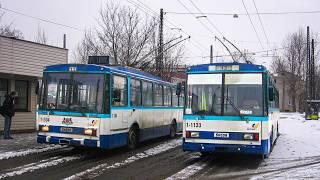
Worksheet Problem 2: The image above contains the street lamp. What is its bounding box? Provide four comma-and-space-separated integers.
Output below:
195, 15, 207, 19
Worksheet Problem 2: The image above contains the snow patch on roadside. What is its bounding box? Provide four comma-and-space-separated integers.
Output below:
0, 155, 81, 179
64, 139, 181, 180
0, 145, 65, 160
166, 161, 207, 180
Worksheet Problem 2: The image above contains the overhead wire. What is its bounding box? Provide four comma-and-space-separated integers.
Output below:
126, 0, 207, 55
177, 0, 215, 35
165, 10, 320, 16
252, 0, 270, 47
188, 0, 224, 37
0, 7, 84, 32
241, 0, 264, 49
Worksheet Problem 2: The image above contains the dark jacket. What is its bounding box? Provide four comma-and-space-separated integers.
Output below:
0, 94, 15, 117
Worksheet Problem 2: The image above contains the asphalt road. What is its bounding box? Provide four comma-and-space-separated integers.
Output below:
0, 134, 269, 180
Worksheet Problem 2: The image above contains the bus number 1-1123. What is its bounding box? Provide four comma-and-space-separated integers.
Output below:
186, 122, 202, 128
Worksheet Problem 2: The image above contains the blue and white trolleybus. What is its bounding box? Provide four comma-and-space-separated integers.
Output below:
37, 63, 184, 149
182, 62, 279, 157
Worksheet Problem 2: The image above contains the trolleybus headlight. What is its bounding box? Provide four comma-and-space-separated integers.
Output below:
191, 132, 200, 138
39, 125, 49, 132
84, 128, 97, 136
243, 133, 259, 141
186, 131, 199, 138
243, 133, 254, 140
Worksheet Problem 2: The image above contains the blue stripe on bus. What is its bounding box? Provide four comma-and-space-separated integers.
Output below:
37, 123, 179, 149
37, 135, 98, 148
187, 131, 257, 141
46, 125, 86, 135
37, 110, 111, 118
183, 115, 268, 121
182, 139, 269, 155
187, 70, 266, 74
111, 106, 183, 110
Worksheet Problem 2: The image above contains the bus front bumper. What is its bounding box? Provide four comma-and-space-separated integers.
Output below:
182, 139, 269, 155
37, 135, 98, 148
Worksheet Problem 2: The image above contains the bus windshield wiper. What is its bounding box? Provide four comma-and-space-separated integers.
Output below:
225, 96, 242, 117
196, 110, 206, 118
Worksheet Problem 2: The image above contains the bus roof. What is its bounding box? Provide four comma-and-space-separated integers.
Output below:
44, 64, 173, 85
187, 62, 267, 73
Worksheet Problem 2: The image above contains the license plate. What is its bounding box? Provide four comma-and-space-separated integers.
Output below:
60, 127, 73, 133
214, 132, 229, 138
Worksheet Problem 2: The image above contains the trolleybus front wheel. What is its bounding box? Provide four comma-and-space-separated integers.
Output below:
128, 125, 139, 149
169, 121, 177, 138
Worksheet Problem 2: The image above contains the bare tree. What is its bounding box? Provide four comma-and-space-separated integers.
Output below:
73, 1, 184, 79
271, 28, 319, 111
35, 26, 47, 44
73, 29, 99, 64
0, 4, 24, 39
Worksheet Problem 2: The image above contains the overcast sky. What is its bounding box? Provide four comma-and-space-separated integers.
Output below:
1, 0, 320, 67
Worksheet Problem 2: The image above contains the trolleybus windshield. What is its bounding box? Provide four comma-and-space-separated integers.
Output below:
185, 73, 263, 116
40, 73, 105, 113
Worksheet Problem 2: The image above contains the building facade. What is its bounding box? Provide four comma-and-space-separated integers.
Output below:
273, 72, 304, 112
0, 35, 68, 133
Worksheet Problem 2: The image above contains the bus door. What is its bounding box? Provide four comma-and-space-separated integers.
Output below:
110, 75, 129, 131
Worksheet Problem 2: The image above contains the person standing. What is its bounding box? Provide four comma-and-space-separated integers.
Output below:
0, 91, 16, 139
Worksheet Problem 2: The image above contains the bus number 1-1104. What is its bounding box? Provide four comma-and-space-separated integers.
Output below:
186, 122, 202, 128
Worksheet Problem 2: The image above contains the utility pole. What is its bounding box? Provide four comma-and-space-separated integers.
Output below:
305, 26, 310, 119
210, 45, 213, 63
156, 8, 164, 77
63, 34, 66, 49
311, 39, 315, 99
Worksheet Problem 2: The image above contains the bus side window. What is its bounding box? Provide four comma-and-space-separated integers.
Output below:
130, 79, 142, 107
154, 84, 163, 106
178, 85, 185, 107
172, 87, 178, 107
164, 85, 171, 106
142, 81, 153, 106
112, 75, 128, 106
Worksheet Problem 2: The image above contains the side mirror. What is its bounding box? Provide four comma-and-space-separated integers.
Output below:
269, 87, 274, 101
176, 83, 182, 96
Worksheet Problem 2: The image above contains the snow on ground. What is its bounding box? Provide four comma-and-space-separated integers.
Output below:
0, 144, 65, 160
166, 161, 208, 180
0, 132, 65, 160
252, 112, 320, 179
0, 133, 40, 152
0, 155, 82, 179
64, 138, 182, 180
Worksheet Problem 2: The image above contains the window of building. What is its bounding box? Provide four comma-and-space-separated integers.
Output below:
112, 75, 128, 106
15, 80, 29, 111
142, 81, 153, 106
163, 86, 172, 106
130, 79, 142, 106
0, 78, 8, 105
154, 84, 163, 106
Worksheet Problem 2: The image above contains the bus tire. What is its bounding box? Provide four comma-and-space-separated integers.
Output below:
277, 122, 279, 137
128, 125, 139, 149
201, 152, 210, 157
169, 121, 177, 138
